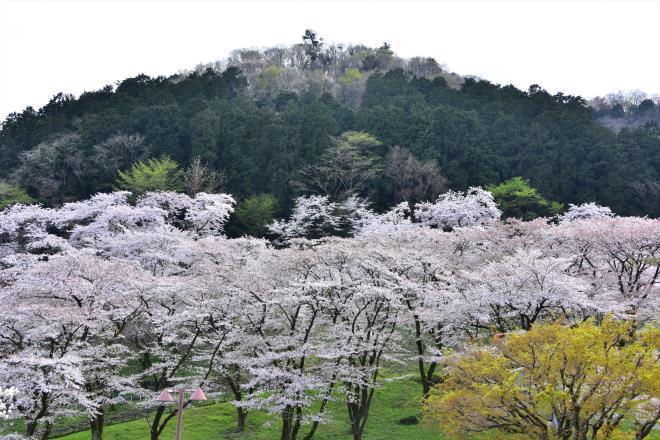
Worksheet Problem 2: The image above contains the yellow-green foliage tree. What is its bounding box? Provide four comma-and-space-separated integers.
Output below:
234, 193, 278, 237
424, 317, 660, 440
487, 176, 563, 220
115, 156, 182, 194
339, 68, 362, 86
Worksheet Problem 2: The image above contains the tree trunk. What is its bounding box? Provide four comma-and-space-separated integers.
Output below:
280, 406, 294, 440
90, 408, 105, 440
39, 422, 52, 440
637, 423, 656, 440
419, 358, 438, 398
347, 400, 364, 440
235, 406, 248, 432
571, 405, 582, 440
26, 421, 38, 437
408, 307, 440, 399
412, 313, 429, 397
350, 417, 364, 440
150, 406, 166, 440
26, 391, 50, 438
302, 379, 336, 440
226, 372, 249, 433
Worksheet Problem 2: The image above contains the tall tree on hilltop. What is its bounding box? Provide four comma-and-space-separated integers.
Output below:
302, 29, 324, 64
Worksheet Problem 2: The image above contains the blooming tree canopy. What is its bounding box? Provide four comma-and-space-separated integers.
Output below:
559, 202, 615, 223
1, 189, 658, 440
414, 187, 501, 230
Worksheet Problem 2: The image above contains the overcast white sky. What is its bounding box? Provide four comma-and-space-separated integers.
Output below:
1, 0, 659, 119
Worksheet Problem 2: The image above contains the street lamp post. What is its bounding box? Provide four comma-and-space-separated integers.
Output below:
155, 387, 207, 440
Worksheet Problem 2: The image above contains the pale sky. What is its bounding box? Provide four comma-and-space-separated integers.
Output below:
1, 0, 659, 119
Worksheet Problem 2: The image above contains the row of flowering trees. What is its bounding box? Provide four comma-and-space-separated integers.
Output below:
0, 189, 658, 440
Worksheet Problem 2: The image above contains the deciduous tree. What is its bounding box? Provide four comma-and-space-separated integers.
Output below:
294, 132, 383, 200
115, 156, 183, 194
487, 176, 563, 220
423, 317, 660, 440
384, 146, 445, 204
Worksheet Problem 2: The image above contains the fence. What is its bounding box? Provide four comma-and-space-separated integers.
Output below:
41, 400, 218, 438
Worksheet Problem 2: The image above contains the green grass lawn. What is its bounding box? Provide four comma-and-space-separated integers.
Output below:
5, 369, 658, 440
59, 374, 441, 440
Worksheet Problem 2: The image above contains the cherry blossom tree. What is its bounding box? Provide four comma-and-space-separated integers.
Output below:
559, 202, 615, 223
0, 190, 234, 258
181, 237, 269, 433
122, 272, 221, 440
230, 245, 340, 440
137, 191, 235, 236
0, 250, 146, 440
354, 201, 414, 237
462, 249, 592, 332
328, 241, 405, 440
0, 353, 84, 439
414, 187, 501, 230
216, 238, 407, 440
558, 217, 660, 320
269, 195, 341, 242
276, 238, 408, 440
360, 228, 461, 397
269, 195, 377, 243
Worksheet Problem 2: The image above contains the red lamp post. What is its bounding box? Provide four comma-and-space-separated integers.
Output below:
155, 387, 207, 440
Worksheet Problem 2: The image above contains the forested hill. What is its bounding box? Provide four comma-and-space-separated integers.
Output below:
1, 34, 659, 218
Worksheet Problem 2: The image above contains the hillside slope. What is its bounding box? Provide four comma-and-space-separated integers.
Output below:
1, 37, 659, 217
